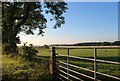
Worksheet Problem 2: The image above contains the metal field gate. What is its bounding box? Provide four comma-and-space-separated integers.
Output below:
49, 46, 120, 81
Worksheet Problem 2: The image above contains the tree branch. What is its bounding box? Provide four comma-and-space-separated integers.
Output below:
14, 16, 24, 20
14, 3, 31, 37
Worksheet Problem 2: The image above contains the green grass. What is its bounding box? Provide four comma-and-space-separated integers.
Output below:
37, 48, 119, 58
2, 47, 119, 80
36, 48, 50, 56
2, 54, 53, 81
56, 49, 119, 59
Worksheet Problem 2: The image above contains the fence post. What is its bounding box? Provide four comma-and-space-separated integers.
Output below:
67, 48, 70, 81
50, 47, 56, 79
94, 48, 97, 81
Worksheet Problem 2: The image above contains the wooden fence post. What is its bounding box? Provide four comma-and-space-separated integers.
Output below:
50, 47, 56, 78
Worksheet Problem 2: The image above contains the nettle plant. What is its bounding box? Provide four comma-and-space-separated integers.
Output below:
21, 42, 38, 61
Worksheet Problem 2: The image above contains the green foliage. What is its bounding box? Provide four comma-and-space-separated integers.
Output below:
2, 43, 11, 55
2, 55, 54, 81
20, 43, 38, 61
0, 27, 1, 42
44, 44, 49, 49
2, 43, 19, 55
100, 42, 111, 46
2, 2, 68, 53
112, 41, 120, 45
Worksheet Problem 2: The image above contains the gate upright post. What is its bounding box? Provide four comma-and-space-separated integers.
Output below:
50, 47, 56, 79
94, 48, 97, 81
67, 48, 70, 81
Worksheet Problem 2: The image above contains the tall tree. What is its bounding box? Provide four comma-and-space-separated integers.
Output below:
2, 2, 68, 53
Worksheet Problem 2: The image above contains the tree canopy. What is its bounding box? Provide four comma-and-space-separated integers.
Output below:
2, 2, 68, 53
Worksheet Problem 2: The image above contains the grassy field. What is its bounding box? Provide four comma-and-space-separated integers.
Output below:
2, 54, 53, 81
2, 47, 120, 80
37, 48, 119, 58
36, 48, 120, 79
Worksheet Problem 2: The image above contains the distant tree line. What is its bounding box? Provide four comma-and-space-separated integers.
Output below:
73, 41, 120, 46
49, 41, 120, 46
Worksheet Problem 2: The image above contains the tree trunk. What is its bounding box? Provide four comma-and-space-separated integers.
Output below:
2, 29, 9, 43
8, 3, 17, 54
3, 3, 31, 54
9, 31, 17, 54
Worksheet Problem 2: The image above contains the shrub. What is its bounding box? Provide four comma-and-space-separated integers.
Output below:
44, 44, 49, 49
2, 43, 11, 55
20, 43, 38, 61
2, 43, 19, 55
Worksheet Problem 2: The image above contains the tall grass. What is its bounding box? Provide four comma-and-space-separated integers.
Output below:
2, 54, 53, 81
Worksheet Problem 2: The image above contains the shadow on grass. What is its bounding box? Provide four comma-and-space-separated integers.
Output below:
36, 56, 49, 61
96, 56, 120, 62
2, 55, 61, 81
55, 55, 120, 62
